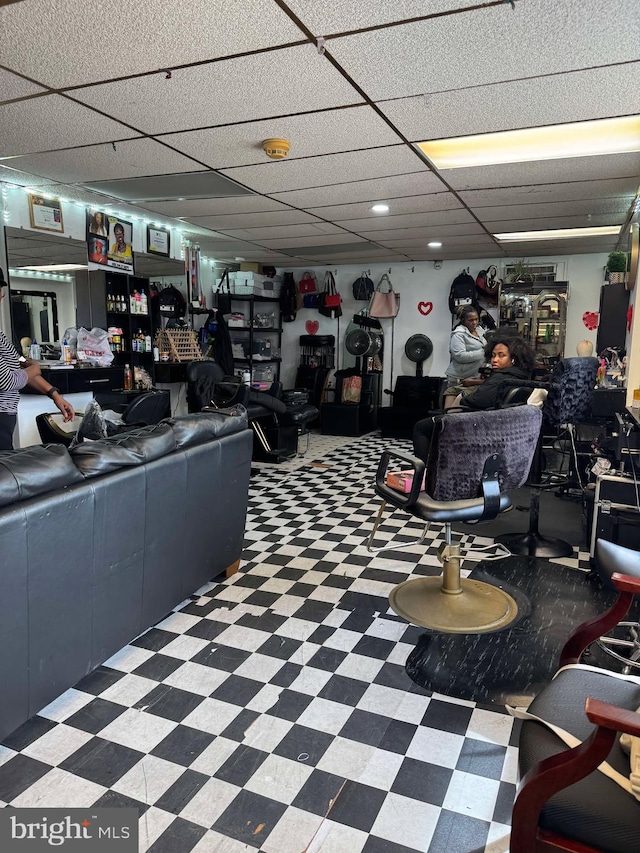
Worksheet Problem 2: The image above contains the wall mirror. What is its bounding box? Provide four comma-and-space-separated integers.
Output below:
10, 289, 59, 348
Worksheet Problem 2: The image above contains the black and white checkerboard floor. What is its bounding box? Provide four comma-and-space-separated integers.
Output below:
0, 433, 589, 852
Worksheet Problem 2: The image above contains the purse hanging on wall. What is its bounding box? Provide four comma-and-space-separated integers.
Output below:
318, 272, 342, 319
213, 268, 232, 317
369, 273, 399, 318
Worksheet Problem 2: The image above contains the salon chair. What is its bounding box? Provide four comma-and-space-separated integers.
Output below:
185, 359, 318, 461
511, 539, 640, 853
496, 356, 599, 558
378, 375, 446, 439
367, 405, 542, 633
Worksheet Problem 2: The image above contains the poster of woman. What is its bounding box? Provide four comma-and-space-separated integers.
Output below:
87, 210, 108, 238
107, 218, 134, 273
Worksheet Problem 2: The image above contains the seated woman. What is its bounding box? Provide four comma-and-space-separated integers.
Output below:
412, 336, 537, 464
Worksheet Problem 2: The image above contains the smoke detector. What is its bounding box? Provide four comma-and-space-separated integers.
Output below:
262, 138, 290, 160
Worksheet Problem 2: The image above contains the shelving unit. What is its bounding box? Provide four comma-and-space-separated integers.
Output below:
498, 282, 567, 363
229, 295, 282, 386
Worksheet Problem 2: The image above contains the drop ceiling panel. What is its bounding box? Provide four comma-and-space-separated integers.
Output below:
306, 192, 462, 220
0, 0, 305, 88
498, 237, 617, 253
0, 96, 140, 158
0, 69, 47, 103
459, 179, 640, 208
473, 198, 634, 222
327, 0, 640, 100
222, 147, 427, 194
379, 62, 640, 141
219, 222, 347, 240
6, 139, 205, 184
380, 235, 497, 248
360, 223, 487, 241
0, 164, 52, 186
254, 235, 368, 250
340, 209, 476, 233
186, 210, 326, 230
271, 171, 448, 207
69, 45, 363, 136
485, 215, 625, 233
84, 171, 253, 202
159, 105, 400, 168
286, 0, 481, 32
139, 196, 291, 218
409, 250, 503, 260
445, 153, 640, 192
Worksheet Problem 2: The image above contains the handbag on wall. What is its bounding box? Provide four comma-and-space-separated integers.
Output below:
318, 272, 342, 319
213, 268, 232, 317
298, 271, 318, 294
352, 271, 375, 301
369, 273, 399, 319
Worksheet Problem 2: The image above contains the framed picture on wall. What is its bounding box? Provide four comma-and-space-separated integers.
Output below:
147, 225, 170, 257
28, 194, 64, 233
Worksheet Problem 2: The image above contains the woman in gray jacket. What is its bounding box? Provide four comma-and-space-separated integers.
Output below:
443, 305, 487, 408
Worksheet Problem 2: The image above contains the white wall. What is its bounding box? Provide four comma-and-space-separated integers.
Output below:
278, 254, 609, 398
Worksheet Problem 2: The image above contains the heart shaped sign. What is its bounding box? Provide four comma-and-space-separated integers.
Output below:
305, 320, 319, 335
418, 301, 433, 316
582, 311, 598, 331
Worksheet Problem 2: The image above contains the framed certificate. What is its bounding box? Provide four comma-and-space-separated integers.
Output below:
28, 194, 64, 233
147, 225, 170, 257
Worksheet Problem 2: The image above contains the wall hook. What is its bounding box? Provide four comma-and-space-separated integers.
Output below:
316, 36, 326, 55
388, 267, 392, 274
164, 69, 172, 79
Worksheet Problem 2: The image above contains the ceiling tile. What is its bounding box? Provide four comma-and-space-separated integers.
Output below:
253, 235, 368, 249
69, 45, 363, 136
498, 237, 617, 252
185, 210, 325, 230
458, 179, 640, 208
359, 223, 488, 241
409, 250, 503, 260
306, 192, 462, 219
484, 214, 626, 233
379, 234, 497, 248
444, 153, 640, 191
84, 171, 252, 202
0, 0, 304, 88
378, 62, 640, 140
0, 164, 52, 187
339, 208, 475, 233
471, 197, 634, 222
158, 105, 400, 168
327, 0, 640, 100
221, 146, 426, 194
218, 222, 347, 240
271, 171, 448, 207
5, 138, 205, 184
138, 196, 291, 217
0, 69, 47, 103
0, 95, 139, 158
285, 0, 480, 33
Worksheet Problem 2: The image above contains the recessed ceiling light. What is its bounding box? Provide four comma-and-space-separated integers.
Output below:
20, 263, 87, 271
371, 204, 390, 213
427, 241, 442, 248
416, 116, 640, 169
494, 225, 621, 242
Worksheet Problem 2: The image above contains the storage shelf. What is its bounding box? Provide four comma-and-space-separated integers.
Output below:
233, 357, 282, 363
228, 327, 282, 333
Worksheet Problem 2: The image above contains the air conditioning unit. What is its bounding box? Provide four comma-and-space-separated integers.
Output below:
501, 261, 567, 283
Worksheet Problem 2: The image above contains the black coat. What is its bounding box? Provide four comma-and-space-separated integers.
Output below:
459, 365, 530, 411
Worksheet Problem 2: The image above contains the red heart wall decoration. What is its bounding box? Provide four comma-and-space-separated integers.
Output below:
418, 301, 433, 316
305, 320, 319, 335
582, 311, 599, 331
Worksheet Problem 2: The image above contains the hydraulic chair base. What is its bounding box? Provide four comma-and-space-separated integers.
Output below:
388, 541, 519, 634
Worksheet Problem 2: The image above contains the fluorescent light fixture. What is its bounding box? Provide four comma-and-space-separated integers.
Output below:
417, 115, 640, 169
20, 263, 87, 271
427, 241, 442, 248
494, 225, 621, 242
371, 204, 389, 213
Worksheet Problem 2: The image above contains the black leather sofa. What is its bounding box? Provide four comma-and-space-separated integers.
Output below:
0, 410, 252, 741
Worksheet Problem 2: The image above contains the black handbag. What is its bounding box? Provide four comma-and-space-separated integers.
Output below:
213, 268, 232, 317
352, 271, 374, 301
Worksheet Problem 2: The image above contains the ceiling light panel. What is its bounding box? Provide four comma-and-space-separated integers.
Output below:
0, 96, 140, 158
418, 116, 640, 170
306, 192, 462, 220
0, 0, 304, 88
327, 0, 640, 101
444, 152, 640, 191
271, 170, 447, 208
486, 214, 627, 233
221, 147, 425, 195
495, 225, 620, 241
458, 178, 640, 208
158, 105, 399, 169
6, 138, 205, 184
379, 64, 640, 142
285, 0, 474, 32
69, 45, 364, 136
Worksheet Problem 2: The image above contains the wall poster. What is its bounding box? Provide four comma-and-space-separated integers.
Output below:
28, 194, 64, 233
147, 226, 170, 257
87, 210, 134, 274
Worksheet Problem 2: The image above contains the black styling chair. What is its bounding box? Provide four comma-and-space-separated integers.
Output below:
510, 539, 640, 853
496, 356, 598, 558
367, 405, 542, 634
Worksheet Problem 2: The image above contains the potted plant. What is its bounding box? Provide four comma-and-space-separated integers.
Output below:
606, 251, 628, 284
508, 259, 534, 283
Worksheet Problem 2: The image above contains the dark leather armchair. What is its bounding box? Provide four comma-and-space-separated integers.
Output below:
368, 405, 542, 633
511, 540, 640, 853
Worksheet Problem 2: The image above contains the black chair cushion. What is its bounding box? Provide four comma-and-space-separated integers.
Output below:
70, 423, 176, 478
519, 667, 640, 853
0, 444, 84, 507
279, 404, 319, 427
167, 409, 249, 449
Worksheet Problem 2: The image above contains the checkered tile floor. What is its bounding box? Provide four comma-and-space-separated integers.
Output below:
0, 433, 587, 852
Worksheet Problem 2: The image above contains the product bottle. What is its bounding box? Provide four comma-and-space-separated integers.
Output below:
153, 346, 160, 362
140, 289, 148, 315
29, 339, 41, 361
62, 339, 72, 364
124, 363, 133, 391
243, 368, 251, 386
130, 291, 137, 313
145, 333, 152, 352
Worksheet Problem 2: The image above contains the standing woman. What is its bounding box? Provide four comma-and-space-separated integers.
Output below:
0, 278, 75, 450
443, 305, 487, 408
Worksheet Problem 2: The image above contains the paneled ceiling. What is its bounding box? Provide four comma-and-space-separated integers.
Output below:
1, 0, 639, 266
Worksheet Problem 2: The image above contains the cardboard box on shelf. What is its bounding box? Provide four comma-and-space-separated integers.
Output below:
240, 262, 261, 273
